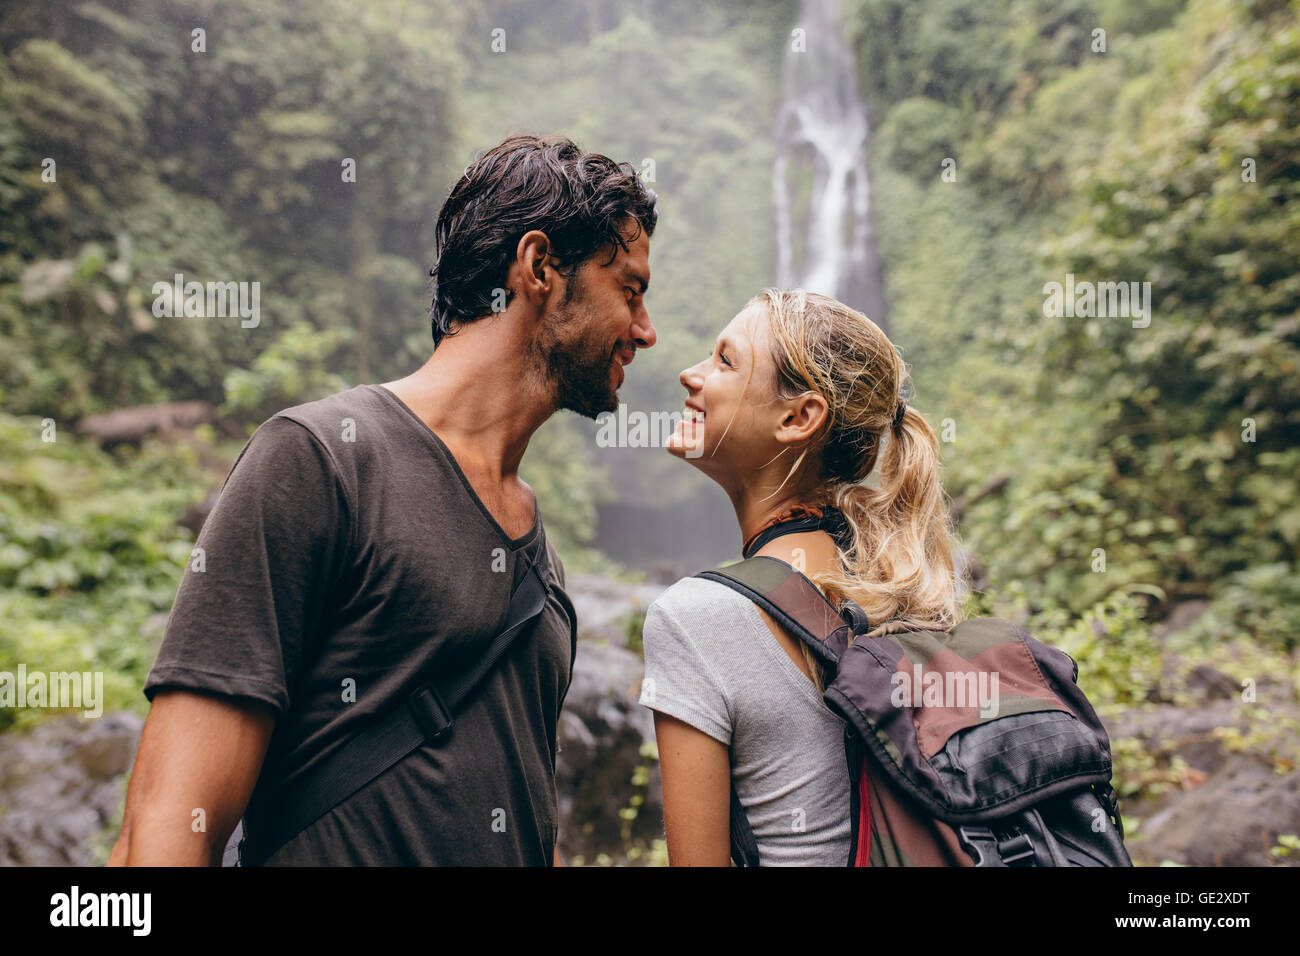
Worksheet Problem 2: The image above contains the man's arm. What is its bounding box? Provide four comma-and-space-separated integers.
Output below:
114, 416, 346, 865
652, 711, 732, 866
108, 689, 276, 866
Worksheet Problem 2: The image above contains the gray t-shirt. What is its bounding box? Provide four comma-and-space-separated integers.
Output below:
144, 384, 576, 865
639, 576, 852, 865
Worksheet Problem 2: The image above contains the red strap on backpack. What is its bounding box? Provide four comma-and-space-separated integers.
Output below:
854, 757, 872, 866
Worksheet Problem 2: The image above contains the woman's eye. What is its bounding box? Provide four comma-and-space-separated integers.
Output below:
720, 353, 733, 368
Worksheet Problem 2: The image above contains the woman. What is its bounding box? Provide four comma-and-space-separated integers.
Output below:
639, 288, 961, 866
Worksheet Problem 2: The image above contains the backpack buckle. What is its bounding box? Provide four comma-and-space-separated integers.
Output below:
409, 683, 454, 741
958, 825, 1036, 866
957, 825, 998, 865
998, 832, 1036, 865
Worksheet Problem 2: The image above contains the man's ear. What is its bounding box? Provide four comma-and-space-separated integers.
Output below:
513, 230, 554, 307
775, 391, 829, 447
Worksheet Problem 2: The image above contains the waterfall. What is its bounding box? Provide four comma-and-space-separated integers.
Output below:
773, 0, 889, 330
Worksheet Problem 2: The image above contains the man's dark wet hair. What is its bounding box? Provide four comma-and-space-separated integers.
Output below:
428, 134, 658, 346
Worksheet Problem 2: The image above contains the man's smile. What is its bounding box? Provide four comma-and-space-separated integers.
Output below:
613, 345, 636, 385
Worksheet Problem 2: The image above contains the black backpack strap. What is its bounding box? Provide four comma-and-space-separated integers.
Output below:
236, 547, 551, 865
696, 556, 855, 667
729, 782, 761, 867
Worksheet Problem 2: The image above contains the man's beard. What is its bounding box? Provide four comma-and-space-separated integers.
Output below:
532, 297, 621, 420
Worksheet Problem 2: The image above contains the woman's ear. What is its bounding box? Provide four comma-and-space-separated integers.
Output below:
775, 391, 829, 447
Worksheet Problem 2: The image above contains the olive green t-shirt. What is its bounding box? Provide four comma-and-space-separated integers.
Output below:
143, 384, 576, 865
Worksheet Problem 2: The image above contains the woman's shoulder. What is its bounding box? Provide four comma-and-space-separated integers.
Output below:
651, 573, 758, 614
646, 574, 761, 638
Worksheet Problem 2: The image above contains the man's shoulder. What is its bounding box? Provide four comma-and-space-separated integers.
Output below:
273, 383, 386, 440
263, 384, 427, 482
216, 386, 400, 508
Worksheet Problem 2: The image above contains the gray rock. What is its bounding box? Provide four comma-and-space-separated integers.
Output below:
1151, 599, 1211, 640
75, 400, 215, 448
1107, 700, 1247, 777
555, 636, 661, 865
1108, 696, 1300, 866
1126, 754, 1300, 866
0, 711, 142, 866
565, 573, 667, 640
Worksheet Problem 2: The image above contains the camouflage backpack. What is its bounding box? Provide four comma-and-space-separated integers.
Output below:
697, 556, 1133, 867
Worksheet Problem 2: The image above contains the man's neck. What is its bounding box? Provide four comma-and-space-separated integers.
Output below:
381, 322, 554, 482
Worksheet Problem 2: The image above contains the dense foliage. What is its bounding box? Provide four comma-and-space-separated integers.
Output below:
0, 413, 206, 730
0, 0, 796, 712
854, 0, 1299, 641
1, 0, 1297, 862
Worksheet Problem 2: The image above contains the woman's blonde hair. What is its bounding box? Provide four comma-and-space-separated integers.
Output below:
749, 288, 962, 690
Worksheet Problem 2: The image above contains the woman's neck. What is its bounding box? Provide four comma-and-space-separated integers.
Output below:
729, 483, 831, 557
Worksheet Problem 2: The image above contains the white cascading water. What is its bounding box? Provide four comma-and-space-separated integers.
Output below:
773, 0, 888, 329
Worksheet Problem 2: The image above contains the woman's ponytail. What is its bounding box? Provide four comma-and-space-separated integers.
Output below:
828, 400, 960, 639
756, 288, 961, 676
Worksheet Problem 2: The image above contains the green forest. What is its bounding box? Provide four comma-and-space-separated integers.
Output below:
1, 0, 1297, 865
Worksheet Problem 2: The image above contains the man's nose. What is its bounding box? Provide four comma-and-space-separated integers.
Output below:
631, 305, 656, 350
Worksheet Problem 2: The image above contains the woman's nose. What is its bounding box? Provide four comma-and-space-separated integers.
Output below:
679, 362, 704, 391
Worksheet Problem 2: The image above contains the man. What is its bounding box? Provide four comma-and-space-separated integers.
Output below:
108, 134, 657, 865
